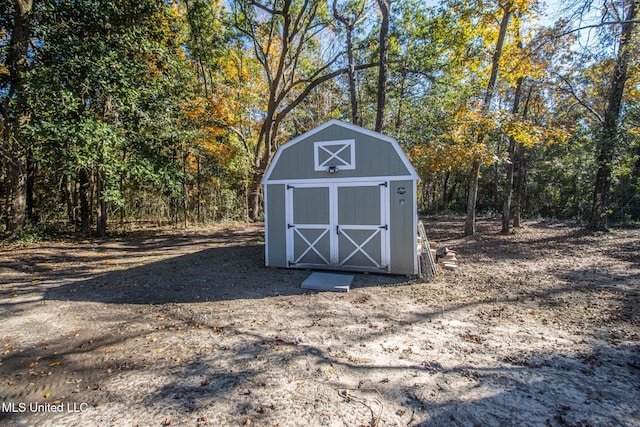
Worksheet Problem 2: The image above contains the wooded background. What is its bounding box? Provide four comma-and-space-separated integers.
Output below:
1, 0, 638, 238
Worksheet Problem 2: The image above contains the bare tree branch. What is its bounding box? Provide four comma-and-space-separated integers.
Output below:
556, 19, 640, 37
276, 62, 378, 123
554, 72, 604, 123
250, 0, 283, 15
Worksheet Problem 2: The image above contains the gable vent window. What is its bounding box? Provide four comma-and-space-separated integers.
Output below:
314, 140, 356, 172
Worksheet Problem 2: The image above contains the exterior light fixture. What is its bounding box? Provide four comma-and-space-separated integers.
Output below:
326, 165, 339, 173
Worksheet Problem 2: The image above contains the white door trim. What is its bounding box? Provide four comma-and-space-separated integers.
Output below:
285, 181, 389, 271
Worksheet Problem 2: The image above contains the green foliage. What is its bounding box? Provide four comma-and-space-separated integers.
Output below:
22, 0, 183, 224
1, 0, 639, 236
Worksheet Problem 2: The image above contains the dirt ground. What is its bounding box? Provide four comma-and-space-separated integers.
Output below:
1, 217, 639, 427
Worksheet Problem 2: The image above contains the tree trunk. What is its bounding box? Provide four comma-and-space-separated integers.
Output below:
375, 0, 391, 132
502, 141, 517, 234
248, 173, 263, 222
346, 27, 359, 125
465, 161, 480, 236
26, 146, 36, 223
244, 0, 292, 222
96, 176, 107, 237
96, 168, 107, 237
513, 144, 525, 228
197, 154, 202, 223
183, 150, 189, 228
61, 174, 75, 226
5, 160, 26, 234
3, 0, 34, 236
248, 130, 275, 221
239, 0, 376, 221
631, 145, 640, 217
119, 171, 125, 227
587, 0, 637, 231
502, 76, 525, 234
442, 171, 450, 210
332, 0, 362, 125
447, 178, 458, 211
394, 69, 407, 130
78, 167, 91, 234
464, 3, 512, 236
494, 136, 502, 212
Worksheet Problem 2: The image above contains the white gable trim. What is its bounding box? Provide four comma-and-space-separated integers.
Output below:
261, 119, 419, 184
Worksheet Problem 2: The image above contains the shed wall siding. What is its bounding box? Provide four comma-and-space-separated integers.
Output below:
268, 126, 410, 181
389, 180, 417, 274
293, 186, 330, 224
337, 185, 381, 225
263, 121, 419, 276
265, 184, 287, 268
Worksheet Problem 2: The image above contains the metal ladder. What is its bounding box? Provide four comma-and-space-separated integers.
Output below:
417, 220, 437, 280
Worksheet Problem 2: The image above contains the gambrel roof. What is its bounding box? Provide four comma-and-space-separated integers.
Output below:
262, 119, 419, 184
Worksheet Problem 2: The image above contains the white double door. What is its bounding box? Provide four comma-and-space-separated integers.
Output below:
285, 181, 389, 272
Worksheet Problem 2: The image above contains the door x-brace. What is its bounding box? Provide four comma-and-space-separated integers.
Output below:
337, 226, 384, 269
289, 226, 330, 266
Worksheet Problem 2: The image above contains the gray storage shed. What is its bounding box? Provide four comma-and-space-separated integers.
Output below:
262, 119, 420, 275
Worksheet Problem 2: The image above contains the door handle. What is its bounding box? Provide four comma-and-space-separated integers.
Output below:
336, 225, 340, 235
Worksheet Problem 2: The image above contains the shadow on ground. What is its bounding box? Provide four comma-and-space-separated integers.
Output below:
2, 220, 640, 426
41, 244, 411, 305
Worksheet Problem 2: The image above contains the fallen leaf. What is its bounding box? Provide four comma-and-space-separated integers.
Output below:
48, 360, 61, 367
44, 392, 50, 398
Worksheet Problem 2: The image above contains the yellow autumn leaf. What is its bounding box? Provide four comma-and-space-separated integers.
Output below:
44, 392, 50, 399
48, 361, 61, 367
